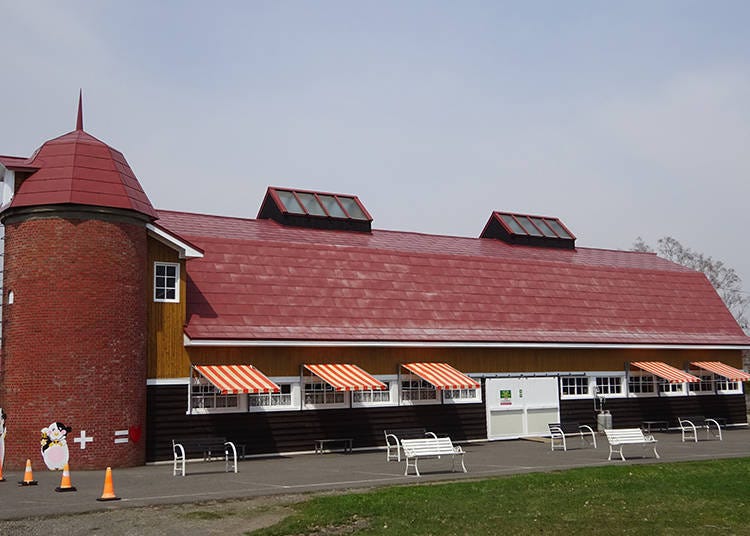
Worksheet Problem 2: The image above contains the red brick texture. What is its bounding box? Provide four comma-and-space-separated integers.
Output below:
0, 212, 148, 470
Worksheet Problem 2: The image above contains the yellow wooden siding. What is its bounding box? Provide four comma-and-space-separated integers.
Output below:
146, 238, 191, 378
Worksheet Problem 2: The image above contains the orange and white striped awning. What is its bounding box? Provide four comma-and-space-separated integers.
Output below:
691, 362, 750, 382
194, 365, 280, 394
402, 362, 481, 390
304, 364, 387, 391
630, 362, 700, 384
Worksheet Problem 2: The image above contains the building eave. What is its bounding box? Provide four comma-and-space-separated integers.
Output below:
147, 223, 204, 259
183, 335, 750, 351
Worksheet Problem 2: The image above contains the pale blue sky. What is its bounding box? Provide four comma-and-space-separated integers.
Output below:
2, 1, 749, 297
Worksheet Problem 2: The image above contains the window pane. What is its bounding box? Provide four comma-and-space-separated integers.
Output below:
545, 219, 571, 239
337, 196, 367, 220
317, 195, 347, 218
499, 214, 526, 234
516, 216, 543, 236
156, 265, 165, 276
295, 192, 327, 216
275, 190, 305, 214
530, 217, 556, 237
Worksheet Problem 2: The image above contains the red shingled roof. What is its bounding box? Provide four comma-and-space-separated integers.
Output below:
0, 155, 38, 171
155, 210, 750, 346
7, 129, 156, 219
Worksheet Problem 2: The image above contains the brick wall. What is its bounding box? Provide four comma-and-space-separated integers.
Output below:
0, 212, 148, 470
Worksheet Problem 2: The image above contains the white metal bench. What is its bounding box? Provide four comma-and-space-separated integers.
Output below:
604, 428, 659, 461
548, 422, 597, 451
384, 428, 437, 462
400, 437, 466, 476
172, 437, 239, 476
678, 416, 723, 442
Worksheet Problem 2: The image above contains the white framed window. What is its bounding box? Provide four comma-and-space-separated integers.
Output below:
595, 376, 624, 396
154, 262, 180, 302
352, 381, 394, 406
443, 386, 482, 404
716, 377, 742, 394
400, 377, 438, 405
560, 376, 589, 398
248, 384, 295, 411
689, 374, 714, 394
658, 380, 687, 395
303, 381, 346, 409
190, 379, 246, 414
628, 374, 656, 395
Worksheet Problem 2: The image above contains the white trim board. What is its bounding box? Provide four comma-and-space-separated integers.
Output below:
147, 224, 203, 259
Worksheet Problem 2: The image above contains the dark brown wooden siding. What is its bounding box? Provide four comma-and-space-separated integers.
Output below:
146, 385, 487, 462
561, 395, 747, 428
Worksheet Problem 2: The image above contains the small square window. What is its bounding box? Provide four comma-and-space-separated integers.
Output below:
561, 377, 588, 396
154, 262, 180, 303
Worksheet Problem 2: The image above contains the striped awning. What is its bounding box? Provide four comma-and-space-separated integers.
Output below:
691, 362, 750, 382
402, 362, 481, 390
630, 362, 700, 384
304, 364, 387, 391
194, 365, 280, 394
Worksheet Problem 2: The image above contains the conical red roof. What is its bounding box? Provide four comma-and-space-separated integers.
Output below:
9, 128, 157, 219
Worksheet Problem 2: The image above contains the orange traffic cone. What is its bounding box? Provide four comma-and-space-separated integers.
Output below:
18, 459, 38, 486
55, 463, 77, 492
96, 466, 120, 501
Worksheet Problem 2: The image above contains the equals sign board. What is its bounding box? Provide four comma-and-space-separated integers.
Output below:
114, 430, 129, 444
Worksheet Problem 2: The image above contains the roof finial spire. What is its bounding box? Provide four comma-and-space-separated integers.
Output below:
76, 89, 83, 131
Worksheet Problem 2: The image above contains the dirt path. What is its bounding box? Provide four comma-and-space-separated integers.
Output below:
0, 495, 301, 536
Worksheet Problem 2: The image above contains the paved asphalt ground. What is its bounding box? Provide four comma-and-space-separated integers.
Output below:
1, 428, 748, 521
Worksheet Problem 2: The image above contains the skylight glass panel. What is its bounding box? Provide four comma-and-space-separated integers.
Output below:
295, 192, 327, 216
276, 190, 305, 214
516, 216, 543, 236
499, 214, 525, 234
530, 217, 556, 237
337, 196, 367, 220
545, 219, 571, 239
317, 195, 348, 218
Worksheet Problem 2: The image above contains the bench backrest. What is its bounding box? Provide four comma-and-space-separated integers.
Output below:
401, 437, 455, 456
604, 428, 646, 442
679, 416, 706, 426
384, 428, 428, 440
548, 422, 582, 435
173, 437, 228, 451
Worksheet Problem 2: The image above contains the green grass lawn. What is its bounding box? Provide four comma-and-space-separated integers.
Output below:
251, 458, 750, 535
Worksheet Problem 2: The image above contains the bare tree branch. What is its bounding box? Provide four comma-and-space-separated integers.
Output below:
633, 236, 749, 331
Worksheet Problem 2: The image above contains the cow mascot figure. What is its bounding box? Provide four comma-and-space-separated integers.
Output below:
41, 422, 72, 470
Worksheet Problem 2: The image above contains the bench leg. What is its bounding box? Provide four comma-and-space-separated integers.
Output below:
452, 453, 467, 473
608, 444, 625, 461
173, 456, 185, 477
173, 444, 186, 476
225, 442, 238, 473
404, 457, 420, 477
706, 420, 723, 441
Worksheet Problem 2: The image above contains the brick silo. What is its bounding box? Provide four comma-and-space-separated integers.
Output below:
0, 100, 156, 469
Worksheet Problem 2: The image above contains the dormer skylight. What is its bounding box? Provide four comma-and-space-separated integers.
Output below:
481, 211, 575, 249
258, 187, 373, 232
